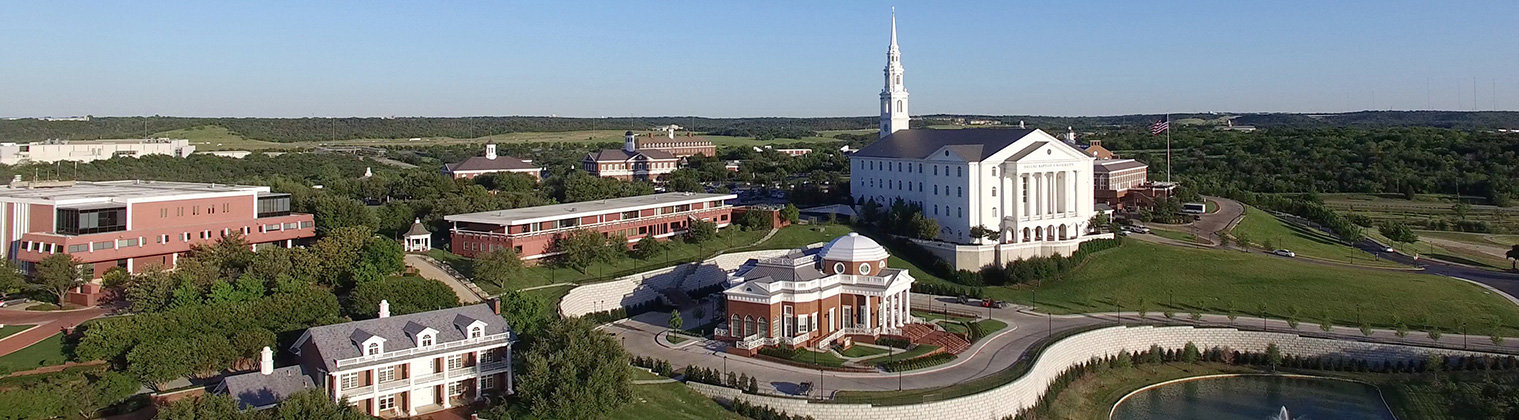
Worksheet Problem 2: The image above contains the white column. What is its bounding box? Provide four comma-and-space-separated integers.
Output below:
331, 374, 342, 404
902, 291, 911, 325
1032, 174, 1041, 216
1047, 172, 1056, 215
505, 345, 515, 395
473, 350, 484, 401
369, 369, 379, 414
863, 298, 872, 329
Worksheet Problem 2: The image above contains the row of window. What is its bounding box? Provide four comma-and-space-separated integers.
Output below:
23, 221, 312, 255
515, 203, 723, 234
156, 203, 232, 218
366, 377, 493, 412
860, 160, 965, 178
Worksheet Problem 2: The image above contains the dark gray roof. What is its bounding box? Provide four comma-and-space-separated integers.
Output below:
402, 321, 433, 338
584, 148, 677, 162
743, 263, 827, 282
349, 329, 379, 344
445, 155, 538, 172
1094, 159, 1148, 173
405, 220, 430, 237
852, 129, 1038, 161
221, 365, 317, 409
302, 304, 509, 372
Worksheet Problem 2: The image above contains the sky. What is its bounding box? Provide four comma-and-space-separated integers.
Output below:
2, 1, 1517, 118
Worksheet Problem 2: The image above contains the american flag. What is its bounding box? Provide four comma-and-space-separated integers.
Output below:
1148, 118, 1169, 135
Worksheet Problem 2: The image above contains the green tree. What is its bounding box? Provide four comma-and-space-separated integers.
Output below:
0, 259, 25, 295
268, 389, 371, 420
156, 393, 249, 420
1507, 245, 1518, 270
361, 237, 406, 275
497, 289, 551, 340
33, 253, 84, 306
1181, 342, 1201, 363
519, 317, 633, 420
1453, 202, 1471, 220
346, 276, 461, 319
1234, 232, 1252, 251
474, 247, 525, 289
312, 194, 377, 234
1265, 343, 1283, 371
780, 203, 800, 224
685, 219, 718, 243
310, 225, 375, 288
909, 211, 939, 240
556, 229, 613, 273
1379, 221, 1419, 245
631, 235, 667, 260
669, 310, 683, 330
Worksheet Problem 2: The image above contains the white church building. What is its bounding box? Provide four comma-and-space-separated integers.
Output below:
849, 13, 1107, 269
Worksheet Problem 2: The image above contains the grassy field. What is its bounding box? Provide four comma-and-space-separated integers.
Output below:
985, 241, 1519, 335
1230, 206, 1402, 267
860, 345, 940, 366
155, 125, 844, 151
0, 333, 70, 371
0, 324, 31, 340
1148, 228, 1203, 244
604, 382, 747, 420
1369, 230, 1516, 270
1323, 192, 1519, 234
838, 345, 889, 358
773, 349, 849, 367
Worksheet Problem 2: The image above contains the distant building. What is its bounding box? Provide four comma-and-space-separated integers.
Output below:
1092, 158, 1172, 210
218, 302, 515, 415
0, 179, 314, 279
442, 144, 542, 180
634, 127, 715, 158
582, 131, 680, 181
719, 233, 916, 354
1215, 119, 1256, 132
0, 138, 194, 165
752, 146, 813, 156
444, 192, 736, 261
1082, 140, 1115, 160
199, 150, 253, 159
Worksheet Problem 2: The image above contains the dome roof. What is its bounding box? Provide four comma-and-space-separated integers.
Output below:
818, 233, 889, 262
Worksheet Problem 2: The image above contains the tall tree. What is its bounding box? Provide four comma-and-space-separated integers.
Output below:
474, 247, 525, 289
345, 276, 461, 319
156, 394, 249, 420
519, 317, 633, 420
268, 389, 372, 420
33, 253, 83, 306
0, 258, 24, 295
555, 229, 612, 273
909, 212, 939, 240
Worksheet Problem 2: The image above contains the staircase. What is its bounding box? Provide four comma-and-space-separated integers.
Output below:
658, 287, 698, 310
899, 323, 971, 355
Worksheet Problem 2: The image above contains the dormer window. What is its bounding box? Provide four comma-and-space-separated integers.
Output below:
469, 326, 484, 339
420, 334, 434, 347
366, 342, 382, 355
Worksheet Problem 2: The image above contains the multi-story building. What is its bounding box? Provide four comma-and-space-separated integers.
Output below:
718, 233, 915, 355
442, 144, 542, 180
0, 179, 314, 278
0, 138, 195, 165
444, 192, 736, 260
219, 302, 515, 416
582, 132, 680, 181
635, 128, 715, 158
1093, 158, 1173, 210
849, 13, 1101, 267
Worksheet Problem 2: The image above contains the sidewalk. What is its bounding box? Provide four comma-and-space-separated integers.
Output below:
405, 254, 484, 303
0, 305, 110, 358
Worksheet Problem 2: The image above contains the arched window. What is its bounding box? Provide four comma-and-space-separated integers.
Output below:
730, 315, 741, 337
744, 316, 755, 338
419, 334, 434, 347
469, 326, 483, 339
992, 187, 997, 196
992, 167, 997, 176
758, 318, 769, 338
895, 100, 903, 112
366, 342, 381, 356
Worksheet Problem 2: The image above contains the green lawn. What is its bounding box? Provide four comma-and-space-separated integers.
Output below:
860, 345, 941, 366
1149, 228, 1202, 244
664, 334, 688, 345
778, 349, 849, 368
729, 223, 855, 253
941, 322, 968, 335
986, 241, 1519, 335
0, 324, 31, 340
1369, 230, 1511, 270
911, 311, 976, 322
157, 125, 843, 152
838, 345, 889, 358
1230, 206, 1401, 267
604, 382, 748, 420
0, 333, 70, 371
976, 319, 1009, 335
628, 366, 666, 381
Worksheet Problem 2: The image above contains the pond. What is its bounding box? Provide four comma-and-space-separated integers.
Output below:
1110, 375, 1396, 420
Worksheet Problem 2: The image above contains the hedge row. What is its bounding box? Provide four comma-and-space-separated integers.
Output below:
879, 353, 956, 372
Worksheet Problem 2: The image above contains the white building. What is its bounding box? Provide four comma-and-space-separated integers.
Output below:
849, 13, 1102, 268
0, 139, 195, 165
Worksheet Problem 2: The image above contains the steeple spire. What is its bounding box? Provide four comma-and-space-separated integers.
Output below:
890, 8, 898, 51
879, 9, 909, 138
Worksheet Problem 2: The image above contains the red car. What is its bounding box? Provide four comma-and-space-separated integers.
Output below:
980, 299, 1007, 309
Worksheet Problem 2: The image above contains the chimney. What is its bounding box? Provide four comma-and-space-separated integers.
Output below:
485, 143, 497, 160
379, 299, 391, 318
623, 131, 636, 153
1090, 140, 1102, 147
488, 298, 502, 315
260, 346, 274, 375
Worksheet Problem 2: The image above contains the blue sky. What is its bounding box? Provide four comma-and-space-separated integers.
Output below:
3, 1, 1516, 118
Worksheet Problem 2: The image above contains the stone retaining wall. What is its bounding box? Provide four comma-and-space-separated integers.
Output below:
689, 325, 1493, 420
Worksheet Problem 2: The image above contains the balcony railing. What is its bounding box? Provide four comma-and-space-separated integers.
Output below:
412, 372, 445, 385
334, 333, 510, 369
452, 205, 731, 240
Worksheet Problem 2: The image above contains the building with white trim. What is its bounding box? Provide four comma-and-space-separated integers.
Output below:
444, 192, 736, 260
0, 138, 194, 165
442, 143, 542, 180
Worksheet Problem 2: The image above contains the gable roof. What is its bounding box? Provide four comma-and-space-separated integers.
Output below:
220, 365, 317, 409
585, 148, 677, 162
302, 304, 509, 372
445, 155, 538, 173
852, 129, 1038, 161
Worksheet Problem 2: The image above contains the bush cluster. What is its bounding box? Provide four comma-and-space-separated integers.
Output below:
873, 337, 912, 349
911, 282, 984, 299
981, 238, 1120, 286
757, 346, 798, 360
879, 353, 956, 372
683, 364, 760, 393
631, 356, 675, 377
584, 299, 665, 324
730, 398, 817, 420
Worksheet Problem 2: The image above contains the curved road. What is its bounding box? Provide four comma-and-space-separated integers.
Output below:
0, 305, 111, 357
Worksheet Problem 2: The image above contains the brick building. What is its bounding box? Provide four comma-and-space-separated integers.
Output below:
444, 192, 737, 261
635, 127, 715, 158
442, 144, 542, 180
0, 179, 314, 278
1093, 159, 1173, 210
719, 233, 916, 355
582, 131, 680, 181
219, 302, 514, 416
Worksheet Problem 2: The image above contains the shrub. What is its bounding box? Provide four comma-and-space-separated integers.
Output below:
874, 337, 912, 349
879, 353, 956, 372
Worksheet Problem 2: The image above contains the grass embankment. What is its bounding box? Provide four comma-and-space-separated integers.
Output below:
157, 126, 845, 152
1322, 192, 1519, 234
0, 333, 70, 372
1148, 228, 1203, 244
986, 241, 1519, 336
860, 345, 940, 366
435, 224, 853, 296
0, 325, 31, 340
838, 345, 889, 358
605, 381, 748, 420
1396, 230, 1519, 270
1230, 206, 1402, 267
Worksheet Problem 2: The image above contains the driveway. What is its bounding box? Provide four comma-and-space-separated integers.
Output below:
1148, 196, 1244, 247
405, 254, 484, 303
0, 305, 111, 357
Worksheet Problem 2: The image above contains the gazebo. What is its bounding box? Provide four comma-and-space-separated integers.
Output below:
403, 218, 430, 253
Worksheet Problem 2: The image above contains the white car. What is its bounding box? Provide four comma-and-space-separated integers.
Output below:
1382, 246, 1395, 253
1272, 249, 1296, 257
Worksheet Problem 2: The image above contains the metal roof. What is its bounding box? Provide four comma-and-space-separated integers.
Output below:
852, 129, 1039, 161
444, 192, 736, 226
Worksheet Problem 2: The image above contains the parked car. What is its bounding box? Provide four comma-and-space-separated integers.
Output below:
1272, 249, 1296, 257
980, 299, 1008, 309
955, 295, 973, 305
1382, 246, 1395, 253
1129, 225, 1151, 234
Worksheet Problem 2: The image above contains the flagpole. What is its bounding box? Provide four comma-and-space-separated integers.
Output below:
1165, 114, 1172, 183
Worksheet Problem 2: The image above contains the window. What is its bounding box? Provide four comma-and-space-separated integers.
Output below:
447, 355, 466, 370
222, 203, 230, 213
92, 241, 113, 251
241, 226, 250, 235
991, 187, 997, 197
958, 207, 963, 218
300, 221, 314, 229
377, 394, 396, 411
482, 375, 497, 390
340, 373, 359, 390
957, 167, 963, 177
833, 262, 845, 273
447, 381, 466, 396
377, 366, 396, 383
469, 326, 483, 339
176, 207, 184, 217
621, 210, 639, 220
68, 244, 88, 253
958, 187, 963, 197
117, 238, 138, 248
192, 206, 199, 215
366, 342, 381, 355
160, 208, 167, 218
859, 262, 872, 275
54, 207, 126, 235
158, 234, 168, 244
420, 334, 434, 347
992, 167, 997, 176
208, 206, 215, 215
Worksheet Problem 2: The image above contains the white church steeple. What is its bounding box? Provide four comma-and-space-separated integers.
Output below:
880, 9, 910, 138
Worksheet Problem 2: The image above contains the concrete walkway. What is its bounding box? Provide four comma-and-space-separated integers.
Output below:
0, 305, 111, 357
405, 254, 484, 304
612, 293, 1519, 399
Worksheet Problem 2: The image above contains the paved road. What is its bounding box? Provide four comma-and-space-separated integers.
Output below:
1353, 237, 1519, 302
0, 305, 111, 357
1146, 196, 1244, 247
405, 254, 484, 303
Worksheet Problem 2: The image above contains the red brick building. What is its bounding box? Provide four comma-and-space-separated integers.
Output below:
719, 233, 916, 355
1093, 159, 1173, 210
442, 144, 542, 180
444, 192, 737, 261
0, 179, 315, 278
635, 128, 715, 158
583, 132, 680, 181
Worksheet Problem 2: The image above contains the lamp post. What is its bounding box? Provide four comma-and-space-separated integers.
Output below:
723, 354, 728, 377
1462, 322, 1468, 350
